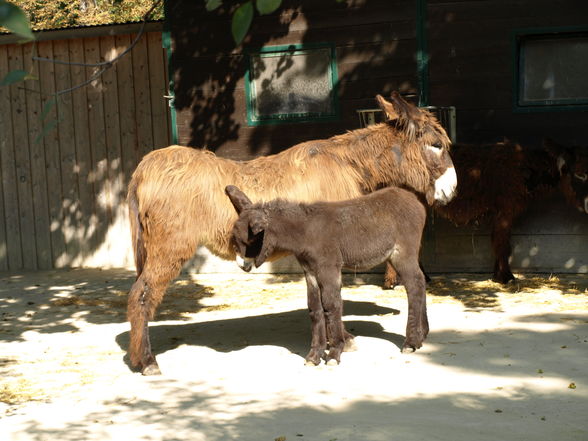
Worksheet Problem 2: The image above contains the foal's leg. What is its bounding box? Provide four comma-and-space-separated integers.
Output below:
318, 267, 346, 365
304, 271, 327, 366
392, 258, 428, 353
384, 261, 431, 289
127, 257, 184, 375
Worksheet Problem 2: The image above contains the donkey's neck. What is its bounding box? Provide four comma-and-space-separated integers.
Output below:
327, 124, 407, 192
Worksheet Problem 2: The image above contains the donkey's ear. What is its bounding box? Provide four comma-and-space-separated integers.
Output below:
376, 94, 399, 121
389, 91, 422, 123
543, 138, 572, 175
225, 185, 252, 214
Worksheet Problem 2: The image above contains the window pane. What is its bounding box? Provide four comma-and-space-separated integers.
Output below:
247, 45, 338, 124
520, 35, 588, 105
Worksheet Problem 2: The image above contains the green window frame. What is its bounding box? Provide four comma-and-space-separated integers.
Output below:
513, 26, 588, 112
244, 43, 339, 126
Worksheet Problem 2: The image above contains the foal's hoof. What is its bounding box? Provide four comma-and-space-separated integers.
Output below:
141, 363, 162, 376
401, 345, 416, 354
326, 358, 339, 366
304, 359, 319, 367
344, 337, 358, 352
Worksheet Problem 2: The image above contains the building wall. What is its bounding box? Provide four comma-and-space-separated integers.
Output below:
0, 24, 171, 270
167, 0, 419, 159
168, 0, 587, 276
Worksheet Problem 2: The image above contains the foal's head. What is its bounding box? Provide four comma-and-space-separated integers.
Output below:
225, 185, 271, 271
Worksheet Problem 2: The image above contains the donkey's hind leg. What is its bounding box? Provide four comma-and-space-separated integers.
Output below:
127, 257, 184, 375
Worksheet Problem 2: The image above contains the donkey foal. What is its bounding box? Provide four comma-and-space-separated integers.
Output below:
226, 185, 429, 366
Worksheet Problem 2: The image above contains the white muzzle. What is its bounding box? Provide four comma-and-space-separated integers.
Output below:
434, 166, 458, 204
236, 255, 254, 272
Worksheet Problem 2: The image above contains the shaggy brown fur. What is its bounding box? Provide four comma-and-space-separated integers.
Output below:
226, 185, 428, 366
126, 92, 453, 375
384, 139, 588, 286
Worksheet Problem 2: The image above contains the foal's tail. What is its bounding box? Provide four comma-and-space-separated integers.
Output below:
127, 180, 147, 278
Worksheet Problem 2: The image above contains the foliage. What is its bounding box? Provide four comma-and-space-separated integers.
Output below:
208, 0, 345, 45
0, 0, 33, 39
4, 0, 163, 31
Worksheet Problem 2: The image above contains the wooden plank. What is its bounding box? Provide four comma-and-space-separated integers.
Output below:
147, 32, 170, 149
22, 42, 53, 269
7, 44, 37, 269
115, 34, 140, 185
131, 32, 154, 159
37, 40, 66, 267
100, 35, 124, 214
68, 38, 94, 265
52, 38, 81, 267
84, 36, 110, 256
0, 45, 17, 270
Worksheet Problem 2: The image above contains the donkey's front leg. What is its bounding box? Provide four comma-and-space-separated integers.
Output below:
304, 271, 327, 366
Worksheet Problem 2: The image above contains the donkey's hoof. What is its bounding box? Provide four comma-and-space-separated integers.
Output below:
142, 363, 162, 376
304, 359, 320, 367
326, 358, 339, 366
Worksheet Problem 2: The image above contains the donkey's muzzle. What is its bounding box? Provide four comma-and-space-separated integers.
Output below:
434, 166, 458, 204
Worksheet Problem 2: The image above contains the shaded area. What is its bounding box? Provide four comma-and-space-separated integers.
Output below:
426, 273, 588, 310
115, 300, 404, 364
0, 269, 213, 342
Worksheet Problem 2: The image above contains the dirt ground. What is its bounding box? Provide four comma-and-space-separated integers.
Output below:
0, 268, 586, 441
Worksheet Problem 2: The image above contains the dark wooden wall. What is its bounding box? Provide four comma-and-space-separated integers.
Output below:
167, 0, 419, 159
428, 0, 588, 146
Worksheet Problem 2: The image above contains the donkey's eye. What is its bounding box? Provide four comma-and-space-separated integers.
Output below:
574, 172, 588, 182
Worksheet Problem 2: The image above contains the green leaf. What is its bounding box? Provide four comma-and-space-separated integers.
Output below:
0, 0, 34, 41
205, 0, 222, 11
34, 118, 59, 144
256, 0, 281, 15
0, 69, 35, 86
41, 96, 57, 121
231, 1, 253, 46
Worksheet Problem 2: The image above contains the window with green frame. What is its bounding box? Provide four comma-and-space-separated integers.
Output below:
514, 27, 588, 110
245, 43, 339, 125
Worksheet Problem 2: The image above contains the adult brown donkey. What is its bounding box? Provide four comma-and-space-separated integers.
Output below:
126, 92, 457, 375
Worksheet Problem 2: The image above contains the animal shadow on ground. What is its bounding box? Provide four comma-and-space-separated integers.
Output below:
115, 300, 403, 368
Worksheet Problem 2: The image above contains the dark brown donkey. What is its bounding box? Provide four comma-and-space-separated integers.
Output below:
384, 138, 588, 287
226, 185, 430, 366
126, 92, 457, 374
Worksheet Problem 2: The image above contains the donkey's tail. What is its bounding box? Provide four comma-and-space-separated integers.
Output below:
128, 179, 146, 278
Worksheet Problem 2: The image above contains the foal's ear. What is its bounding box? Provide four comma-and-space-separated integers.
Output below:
225, 185, 252, 214
376, 94, 400, 121
249, 211, 267, 235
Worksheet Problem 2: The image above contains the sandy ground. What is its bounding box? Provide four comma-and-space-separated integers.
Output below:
0, 268, 587, 441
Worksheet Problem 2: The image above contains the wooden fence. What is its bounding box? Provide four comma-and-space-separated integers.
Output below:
0, 23, 171, 270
